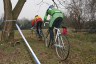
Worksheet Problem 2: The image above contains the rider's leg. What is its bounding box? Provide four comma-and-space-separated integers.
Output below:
54, 17, 63, 34
49, 27, 55, 46
49, 17, 56, 46
36, 22, 40, 38
49, 16, 56, 44
39, 21, 42, 29
55, 17, 63, 28
38, 21, 43, 38
49, 27, 54, 41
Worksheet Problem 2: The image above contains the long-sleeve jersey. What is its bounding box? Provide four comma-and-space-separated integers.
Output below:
44, 8, 64, 22
32, 16, 42, 27
44, 8, 64, 27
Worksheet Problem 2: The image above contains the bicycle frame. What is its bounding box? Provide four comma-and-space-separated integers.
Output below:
44, 22, 64, 47
31, 24, 45, 40
54, 27, 61, 42
54, 27, 64, 48
44, 22, 70, 60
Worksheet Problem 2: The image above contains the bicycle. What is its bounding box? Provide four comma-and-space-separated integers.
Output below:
44, 22, 70, 60
30, 25, 45, 41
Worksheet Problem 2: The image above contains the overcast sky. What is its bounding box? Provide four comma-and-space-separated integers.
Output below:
0, 0, 54, 20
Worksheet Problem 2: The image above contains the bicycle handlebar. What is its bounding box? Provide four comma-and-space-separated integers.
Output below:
44, 22, 60, 30
44, 22, 49, 26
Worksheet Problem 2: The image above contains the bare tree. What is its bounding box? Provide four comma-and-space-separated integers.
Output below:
1, 0, 26, 44
87, 0, 96, 21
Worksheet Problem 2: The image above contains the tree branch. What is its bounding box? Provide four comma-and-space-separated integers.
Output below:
12, 0, 26, 19
52, 0, 58, 8
37, 0, 50, 5
37, 0, 43, 5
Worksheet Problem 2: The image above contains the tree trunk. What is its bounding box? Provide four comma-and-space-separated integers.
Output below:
1, 0, 13, 42
1, 0, 26, 44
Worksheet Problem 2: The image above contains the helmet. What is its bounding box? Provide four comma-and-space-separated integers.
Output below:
48, 5, 54, 10
35, 15, 38, 17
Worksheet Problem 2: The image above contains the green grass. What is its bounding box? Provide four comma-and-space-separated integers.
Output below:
0, 29, 96, 64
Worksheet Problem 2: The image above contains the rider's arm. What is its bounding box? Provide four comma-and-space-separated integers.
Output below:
44, 10, 49, 22
31, 19, 35, 27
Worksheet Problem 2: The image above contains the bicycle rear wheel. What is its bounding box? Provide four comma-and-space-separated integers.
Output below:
55, 35, 70, 60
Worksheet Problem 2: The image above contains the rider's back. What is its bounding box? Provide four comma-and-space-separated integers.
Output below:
35, 16, 43, 23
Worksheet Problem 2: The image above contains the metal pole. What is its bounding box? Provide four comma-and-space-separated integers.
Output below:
16, 24, 41, 64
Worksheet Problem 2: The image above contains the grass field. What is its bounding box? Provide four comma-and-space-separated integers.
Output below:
0, 29, 96, 64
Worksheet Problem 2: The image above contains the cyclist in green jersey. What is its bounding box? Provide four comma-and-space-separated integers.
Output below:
44, 5, 64, 46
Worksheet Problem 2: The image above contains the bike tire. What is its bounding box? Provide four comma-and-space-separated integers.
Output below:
45, 31, 50, 47
31, 28, 37, 37
40, 30, 45, 41
55, 34, 70, 60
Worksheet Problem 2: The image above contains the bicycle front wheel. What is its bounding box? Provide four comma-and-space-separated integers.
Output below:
40, 30, 45, 41
45, 30, 50, 47
55, 35, 70, 60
